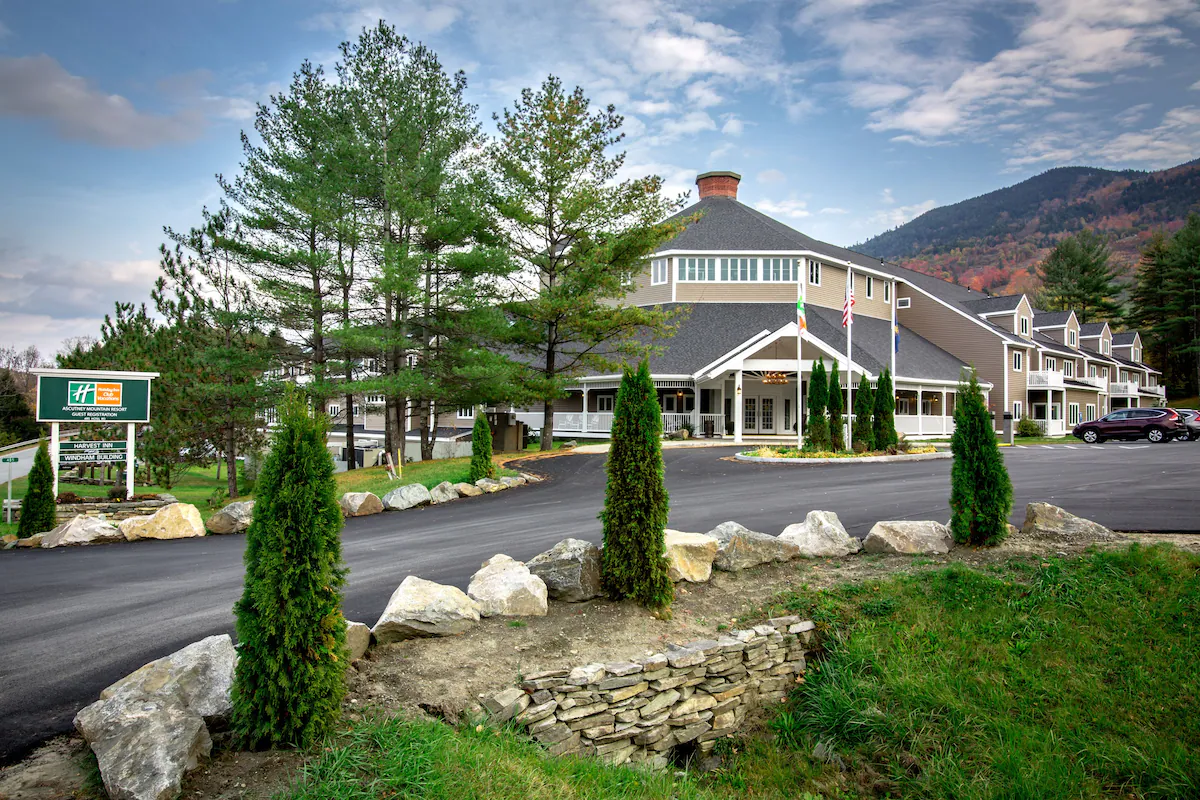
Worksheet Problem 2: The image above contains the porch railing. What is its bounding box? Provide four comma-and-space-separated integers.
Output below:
662, 413, 693, 434
556, 413, 583, 432
895, 414, 954, 436
586, 412, 614, 433
1142, 384, 1165, 397
1077, 375, 1107, 390
1028, 370, 1065, 389
1110, 382, 1139, 396
699, 413, 724, 436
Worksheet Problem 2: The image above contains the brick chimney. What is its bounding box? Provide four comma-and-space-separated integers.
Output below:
696, 170, 741, 200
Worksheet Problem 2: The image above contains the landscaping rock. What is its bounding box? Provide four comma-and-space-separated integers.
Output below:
118, 504, 206, 542
382, 483, 433, 511
1, 533, 16, 545
863, 520, 953, 554
372, 576, 481, 643
475, 478, 504, 493
1020, 502, 1121, 542
527, 538, 602, 602
205, 500, 254, 534
663, 530, 720, 583
467, 554, 548, 617
98, 634, 237, 724
779, 511, 862, 558
41, 515, 124, 548
453, 482, 484, 497
706, 521, 800, 571
346, 621, 372, 661
16, 533, 43, 547
75, 695, 210, 800
499, 476, 527, 488
429, 481, 460, 504
339, 492, 383, 517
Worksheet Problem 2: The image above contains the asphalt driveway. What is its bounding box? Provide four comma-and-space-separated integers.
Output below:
0, 442, 1196, 764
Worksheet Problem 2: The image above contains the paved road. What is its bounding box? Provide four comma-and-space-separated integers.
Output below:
1, 443, 1197, 764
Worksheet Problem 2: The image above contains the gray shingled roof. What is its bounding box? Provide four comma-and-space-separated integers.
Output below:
1032, 332, 1084, 358
1079, 322, 1109, 337
1033, 310, 1074, 327
1112, 331, 1139, 345
962, 295, 1025, 315
1080, 346, 1119, 365
1110, 353, 1158, 373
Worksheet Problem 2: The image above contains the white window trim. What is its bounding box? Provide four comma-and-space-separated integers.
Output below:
809, 260, 822, 286
650, 258, 668, 286
883, 281, 891, 303
1086, 404, 1096, 421
1045, 356, 1056, 371
1069, 403, 1080, 426
865, 275, 874, 299
1069, 330, 1077, 346
1012, 351, 1023, 372
457, 406, 475, 419
328, 404, 341, 417
596, 394, 615, 412
1013, 401, 1023, 419
897, 296, 911, 309
1064, 361, 1074, 377
1019, 316, 1029, 335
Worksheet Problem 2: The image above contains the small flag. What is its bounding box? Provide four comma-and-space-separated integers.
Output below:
842, 287, 855, 327
796, 297, 807, 332
894, 323, 901, 353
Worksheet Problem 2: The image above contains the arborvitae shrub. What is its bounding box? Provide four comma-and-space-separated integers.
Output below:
828, 360, 845, 452
230, 391, 347, 748
873, 368, 897, 449
805, 358, 830, 451
599, 360, 673, 611
18, 439, 56, 537
469, 411, 495, 482
852, 375, 875, 451
950, 368, 1013, 547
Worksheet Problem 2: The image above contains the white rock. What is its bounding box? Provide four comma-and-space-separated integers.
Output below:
339, 492, 383, 517
863, 521, 953, 555
382, 483, 433, 510
99, 634, 237, 724
707, 521, 801, 571
527, 538, 603, 602
779, 511, 863, 558
664, 530, 720, 583
205, 500, 254, 534
475, 478, 504, 493
429, 481, 460, 504
499, 476, 527, 488
346, 621, 372, 661
372, 576, 481, 643
468, 554, 549, 617
453, 482, 483, 497
119, 504, 206, 542
41, 515, 124, 548
1020, 502, 1120, 542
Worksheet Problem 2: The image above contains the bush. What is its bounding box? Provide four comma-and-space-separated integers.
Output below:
107, 484, 128, 501
828, 360, 845, 452
950, 368, 1013, 547
679, 420, 695, 438
1016, 416, 1044, 437
468, 411, 495, 483
18, 439, 56, 537
852, 374, 875, 451
230, 390, 347, 748
599, 360, 673, 611
804, 358, 830, 451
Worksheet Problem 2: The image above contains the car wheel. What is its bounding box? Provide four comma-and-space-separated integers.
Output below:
1147, 427, 1167, 443
1082, 429, 1100, 444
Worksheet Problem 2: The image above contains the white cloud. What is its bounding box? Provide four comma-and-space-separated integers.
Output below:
721, 115, 744, 136
757, 168, 786, 184
706, 142, 735, 165
1114, 103, 1153, 127
307, 0, 466, 34
870, 198, 936, 229
819, 207, 848, 214
756, 198, 811, 219
1190, 78, 1200, 90
631, 98, 673, 115
684, 81, 723, 108
658, 109, 716, 139
880, 187, 896, 204
1006, 105, 1200, 168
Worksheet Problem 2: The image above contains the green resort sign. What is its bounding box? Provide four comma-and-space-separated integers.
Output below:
37, 374, 153, 423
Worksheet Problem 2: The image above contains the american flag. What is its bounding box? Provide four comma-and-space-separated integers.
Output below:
842, 285, 855, 327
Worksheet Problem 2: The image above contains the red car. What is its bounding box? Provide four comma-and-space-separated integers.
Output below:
1072, 408, 1183, 444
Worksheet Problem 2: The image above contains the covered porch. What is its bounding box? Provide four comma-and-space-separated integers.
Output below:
894, 385, 958, 438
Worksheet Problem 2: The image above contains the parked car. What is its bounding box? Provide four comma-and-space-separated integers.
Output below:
1072, 408, 1184, 444
1174, 409, 1200, 441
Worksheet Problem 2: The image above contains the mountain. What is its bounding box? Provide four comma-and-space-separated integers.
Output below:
855, 158, 1200, 295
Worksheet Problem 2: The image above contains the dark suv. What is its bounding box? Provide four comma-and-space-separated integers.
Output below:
1072, 408, 1183, 444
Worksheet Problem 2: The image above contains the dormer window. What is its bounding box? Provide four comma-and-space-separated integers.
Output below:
1102, 341, 1110, 355
1020, 317, 1029, 335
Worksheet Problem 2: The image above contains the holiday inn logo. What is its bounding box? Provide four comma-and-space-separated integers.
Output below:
68, 381, 122, 407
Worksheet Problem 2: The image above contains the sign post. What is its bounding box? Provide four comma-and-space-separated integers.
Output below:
2, 456, 16, 524
33, 369, 158, 500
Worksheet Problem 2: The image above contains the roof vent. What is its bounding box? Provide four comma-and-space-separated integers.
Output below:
696, 170, 741, 200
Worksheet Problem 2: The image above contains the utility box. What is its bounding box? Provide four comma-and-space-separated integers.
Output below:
1002, 412, 1014, 444
487, 411, 523, 453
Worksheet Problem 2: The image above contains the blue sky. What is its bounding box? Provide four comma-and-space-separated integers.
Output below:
2, 0, 1199, 356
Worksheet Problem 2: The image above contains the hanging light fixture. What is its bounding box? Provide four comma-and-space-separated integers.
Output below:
763, 372, 789, 385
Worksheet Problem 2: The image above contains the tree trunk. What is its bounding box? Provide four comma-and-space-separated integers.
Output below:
541, 329, 557, 450
345, 388, 356, 470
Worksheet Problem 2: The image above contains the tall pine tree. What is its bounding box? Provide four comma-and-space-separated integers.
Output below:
804, 358, 830, 451
18, 439, 56, 537
852, 374, 875, 451
1036, 230, 1122, 323
599, 360, 672, 611
873, 368, 897, 449
949, 368, 1012, 546
231, 390, 347, 748
828, 360, 845, 452
1162, 214, 1200, 398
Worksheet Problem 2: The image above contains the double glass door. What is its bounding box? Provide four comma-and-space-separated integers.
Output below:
742, 396, 776, 434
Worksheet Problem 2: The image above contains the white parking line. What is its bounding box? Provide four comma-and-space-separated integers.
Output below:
1016, 445, 1028, 449
1040, 445, 1054, 449
1064, 445, 1077, 449
1118, 445, 1150, 450
1091, 445, 1104, 450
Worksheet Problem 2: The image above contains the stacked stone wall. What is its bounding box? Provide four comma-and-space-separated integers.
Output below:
485, 615, 815, 768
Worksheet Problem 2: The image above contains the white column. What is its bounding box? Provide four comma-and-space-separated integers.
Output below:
941, 390, 947, 435
50, 421, 60, 499
691, 384, 700, 433
126, 422, 136, 499
581, 386, 588, 435
734, 370, 744, 444
916, 390, 923, 435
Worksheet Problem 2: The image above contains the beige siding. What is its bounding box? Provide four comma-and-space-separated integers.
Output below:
988, 313, 1016, 335
1009, 347, 1028, 416
676, 282, 796, 303
896, 286, 1008, 415
624, 260, 673, 306
1015, 297, 1035, 341
852, 272, 892, 320
806, 263, 846, 311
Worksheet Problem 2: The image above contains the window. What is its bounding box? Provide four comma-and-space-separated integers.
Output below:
367, 394, 384, 405
865, 275, 874, 299
718, 257, 758, 282
764, 258, 796, 282
1064, 361, 1074, 377
1102, 367, 1108, 380
884, 282, 891, 303
263, 407, 278, 425
897, 296, 911, 309
1020, 317, 1030, 335
651, 258, 669, 285
1012, 350, 1023, 371
1089, 365, 1097, 377
1045, 356, 1056, 371
1102, 340, 1110, 355
1086, 404, 1096, 421
677, 257, 717, 282
1069, 330, 1077, 347
328, 404, 340, 417
1013, 401, 1023, 419
1134, 348, 1141, 362
1069, 403, 1080, 426
457, 407, 475, 419
352, 404, 360, 417
808, 260, 822, 286
596, 394, 614, 412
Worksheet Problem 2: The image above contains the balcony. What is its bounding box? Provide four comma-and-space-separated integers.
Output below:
1027, 370, 1065, 389
1110, 382, 1139, 397
1077, 375, 1107, 390
1142, 384, 1166, 397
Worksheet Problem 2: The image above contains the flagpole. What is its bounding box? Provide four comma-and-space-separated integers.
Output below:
797, 259, 806, 450
846, 266, 853, 448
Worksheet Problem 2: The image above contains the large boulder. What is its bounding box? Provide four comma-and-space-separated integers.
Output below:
75, 695, 211, 800
41, 515, 124, 548
1020, 502, 1121, 542
453, 482, 483, 497
119, 504, 206, 542
430, 481, 460, 504
475, 478, 505, 494
527, 538, 602, 602
339, 492, 383, 517
372, 576, 481, 643
17, 533, 44, 547
467, 554, 549, 617
346, 621, 372, 661
863, 521, 953, 555
664, 530, 720, 583
779, 511, 863, 558
499, 476, 527, 489
205, 500, 254, 534
707, 521, 800, 571
98, 635, 237, 724
382, 483, 433, 511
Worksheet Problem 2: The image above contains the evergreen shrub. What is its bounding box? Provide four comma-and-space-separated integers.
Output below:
873, 368, 898, 450
469, 411, 495, 482
950, 368, 1013, 547
18, 439, 56, 537
852, 374, 875, 451
804, 358, 830, 451
828, 360, 845, 452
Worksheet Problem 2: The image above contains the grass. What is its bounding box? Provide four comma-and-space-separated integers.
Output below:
333, 458, 519, 499
731, 544, 1200, 799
